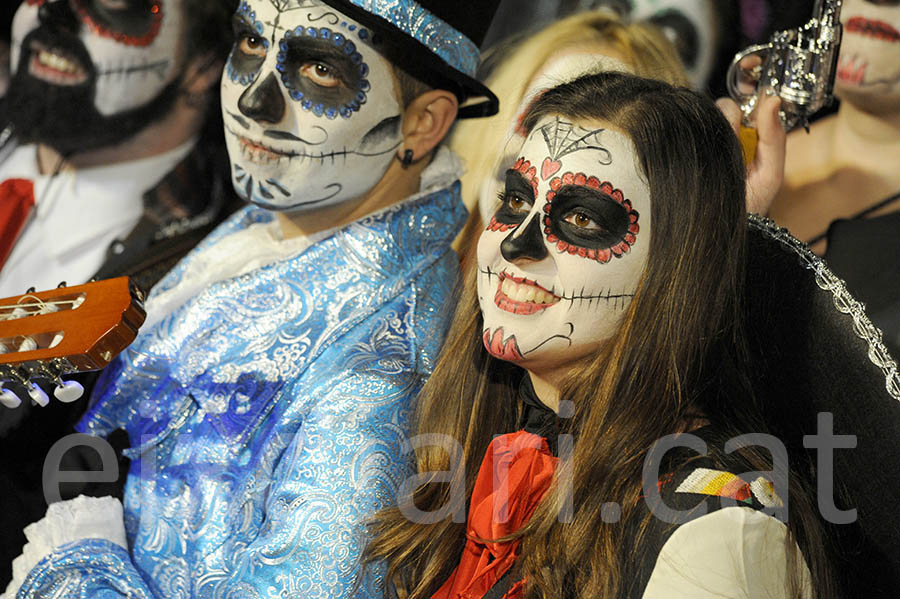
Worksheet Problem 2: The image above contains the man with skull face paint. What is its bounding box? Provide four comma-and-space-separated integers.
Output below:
0, 0, 238, 590
4, 2, 502, 599
0, 0, 239, 296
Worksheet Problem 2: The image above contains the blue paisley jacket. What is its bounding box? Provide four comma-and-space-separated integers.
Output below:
15, 153, 466, 599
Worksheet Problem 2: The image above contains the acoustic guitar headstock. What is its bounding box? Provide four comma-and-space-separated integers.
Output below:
0, 277, 146, 408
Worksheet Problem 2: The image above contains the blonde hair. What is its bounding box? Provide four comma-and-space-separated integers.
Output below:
450, 10, 688, 221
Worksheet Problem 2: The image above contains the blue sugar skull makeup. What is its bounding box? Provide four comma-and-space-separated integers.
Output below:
221, 0, 404, 212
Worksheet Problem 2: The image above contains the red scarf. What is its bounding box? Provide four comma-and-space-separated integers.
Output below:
433, 430, 558, 599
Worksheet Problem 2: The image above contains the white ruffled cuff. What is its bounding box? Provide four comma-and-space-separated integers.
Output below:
3, 495, 127, 599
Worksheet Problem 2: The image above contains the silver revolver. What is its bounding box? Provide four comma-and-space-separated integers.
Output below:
727, 0, 844, 133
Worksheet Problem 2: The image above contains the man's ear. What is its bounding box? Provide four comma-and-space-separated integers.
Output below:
399, 89, 459, 163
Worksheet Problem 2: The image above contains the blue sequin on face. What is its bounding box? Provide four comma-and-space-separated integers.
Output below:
275, 26, 372, 120
226, 2, 269, 87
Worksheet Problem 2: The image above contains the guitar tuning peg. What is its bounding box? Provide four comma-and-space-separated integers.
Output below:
0, 386, 22, 409
53, 380, 84, 403
27, 383, 49, 407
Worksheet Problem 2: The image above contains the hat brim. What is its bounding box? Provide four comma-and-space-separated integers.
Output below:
317, 0, 498, 119
745, 214, 900, 591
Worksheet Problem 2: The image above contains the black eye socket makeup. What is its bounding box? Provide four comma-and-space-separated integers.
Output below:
493, 170, 536, 226
276, 27, 371, 120
228, 16, 267, 82
546, 185, 631, 250
74, 0, 161, 44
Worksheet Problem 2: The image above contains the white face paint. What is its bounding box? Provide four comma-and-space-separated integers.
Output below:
477, 51, 633, 223
629, 0, 716, 88
477, 115, 651, 373
836, 0, 900, 102
220, 0, 403, 211
11, 0, 186, 116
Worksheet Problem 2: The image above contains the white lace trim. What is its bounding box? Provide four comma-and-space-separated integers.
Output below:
3, 495, 127, 599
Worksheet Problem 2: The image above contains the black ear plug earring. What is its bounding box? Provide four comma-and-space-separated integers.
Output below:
400, 149, 414, 167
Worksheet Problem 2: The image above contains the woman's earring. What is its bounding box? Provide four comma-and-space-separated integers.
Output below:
400, 149, 414, 168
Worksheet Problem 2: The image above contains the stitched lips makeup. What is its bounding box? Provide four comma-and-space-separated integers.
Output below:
494, 271, 561, 315
477, 116, 651, 369
846, 16, 900, 43
27, 40, 89, 86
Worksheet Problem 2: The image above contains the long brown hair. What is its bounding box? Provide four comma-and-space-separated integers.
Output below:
366, 72, 835, 599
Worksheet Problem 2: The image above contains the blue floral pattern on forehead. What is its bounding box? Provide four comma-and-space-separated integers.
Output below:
334, 0, 479, 78
276, 24, 371, 119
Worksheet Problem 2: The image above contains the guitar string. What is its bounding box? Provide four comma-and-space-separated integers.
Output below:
0, 298, 83, 315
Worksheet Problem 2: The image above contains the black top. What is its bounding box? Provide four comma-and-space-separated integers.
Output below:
517, 374, 558, 449
824, 209, 900, 359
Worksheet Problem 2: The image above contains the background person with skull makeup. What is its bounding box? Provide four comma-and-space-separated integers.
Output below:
0, 0, 240, 295
0, 0, 239, 589
3, 2, 503, 599
767, 0, 900, 359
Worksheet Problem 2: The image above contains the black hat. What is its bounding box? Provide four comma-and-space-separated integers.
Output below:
317, 0, 502, 118
744, 214, 900, 593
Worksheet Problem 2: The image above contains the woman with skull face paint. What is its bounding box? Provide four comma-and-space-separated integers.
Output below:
768, 0, 900, 359
365, 72, 838, 599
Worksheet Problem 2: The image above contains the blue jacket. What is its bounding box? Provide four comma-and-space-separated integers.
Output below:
16, 170, 466, 599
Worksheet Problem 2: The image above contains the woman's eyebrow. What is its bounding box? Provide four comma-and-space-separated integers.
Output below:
505, 169, 536, 195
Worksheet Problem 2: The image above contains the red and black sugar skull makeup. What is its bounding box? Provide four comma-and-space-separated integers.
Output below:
220, 0, 403, 211
478, 53, 633, 223
11, 0, 185, 117
477, 115, 651, 371
836, 0, 900, 101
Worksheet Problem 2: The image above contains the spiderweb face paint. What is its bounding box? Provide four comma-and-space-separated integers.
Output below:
477, 116, 651, 373
11, 0, 185, 116
220, 0, 403, 211
836, 0, 900, 100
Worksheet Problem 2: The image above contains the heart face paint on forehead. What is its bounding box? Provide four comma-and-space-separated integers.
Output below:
477, 115, 651, 373
221, 0, 403, 212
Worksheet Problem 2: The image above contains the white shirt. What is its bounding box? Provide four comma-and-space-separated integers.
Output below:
0, 141, 194, 298
643, 507, 812, 598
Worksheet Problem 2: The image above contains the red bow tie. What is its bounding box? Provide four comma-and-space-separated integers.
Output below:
0, 178, 35, 271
